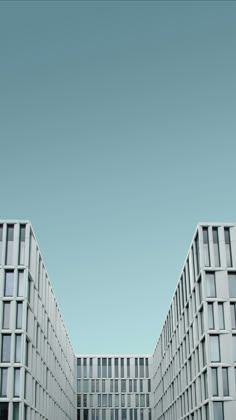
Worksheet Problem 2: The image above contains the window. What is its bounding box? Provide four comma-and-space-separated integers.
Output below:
2, 303, 11, 329
208, 303, 214, 329
0, 369, 8, 396
195, 234, 200, 274
127, 358, 130, 377
83, 358, 87, 378
139, 358, 144, 377
222, 368, 229, 396
102, 394, 107, 407
203, 371, 208, 399
231, 304, 236, 329
77, 358, 81, 378
97, 358, 101, 378
139, 379, 143, 392
108, 358, 112, 378
121, 380, 126, 392
16, 302, 23, 329
218, 303, 225, 329
206, 272, 216, 298
129, 379, 132, 392
233, 336, 236, 361
14, 368, 20, 397
89, 358, 93, 378
83, 380, 89, 393
145, 358, 149, 377
19, 225, 26, 265
13, 403, 19, 420
15, 335, 22, 363
25, 339, 29, 367
225, 228, 232, 267
213, 228, 220, 267
228, 273, 236, 298
17, 271, 24, 296
102, 358, 107, 378
140, 394, 145, 407
135, 358, 138, 377
212, 368, 218, 396
204, 403, 209, 420
6, 225, 14, 265
213, 402, 224, 420
121, 358, 124, 378
199, 308, 204, 336
115, 358, 118, 377
1, 335, 11, 362
210, 335, 220, 362
0, 403, 9, 420
109, 380, 113, 393
203, 228, 210, 266
4, 271, 14, 296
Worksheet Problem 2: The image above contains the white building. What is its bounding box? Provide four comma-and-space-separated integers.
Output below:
152, 223, 236, 420
76, 355, 153, 420
1, 221, 236, 420
0, 221, 76, 420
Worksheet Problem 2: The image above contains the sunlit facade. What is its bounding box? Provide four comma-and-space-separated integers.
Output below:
0, 221, 76, 420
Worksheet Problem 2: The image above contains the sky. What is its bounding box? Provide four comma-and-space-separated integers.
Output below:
0, 0, 236, 354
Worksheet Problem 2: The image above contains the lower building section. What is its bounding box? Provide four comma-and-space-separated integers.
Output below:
1, 221, 236, 419
76, 356, 153, 420
77, 408, 152, 420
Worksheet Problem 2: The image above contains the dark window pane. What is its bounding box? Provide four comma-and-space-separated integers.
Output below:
0, 402, 9, 420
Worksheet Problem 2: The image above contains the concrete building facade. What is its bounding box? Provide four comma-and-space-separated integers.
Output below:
152, 223, 236, 420
1, 220, 236, 420
0, 221, 76, 420
76, 355, 153, 420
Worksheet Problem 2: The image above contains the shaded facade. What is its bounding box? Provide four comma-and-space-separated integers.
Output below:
153, 224, 236, 420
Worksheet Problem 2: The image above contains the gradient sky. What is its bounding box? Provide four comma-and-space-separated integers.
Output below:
1, 1, 236, 354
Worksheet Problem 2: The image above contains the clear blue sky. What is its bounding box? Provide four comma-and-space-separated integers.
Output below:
1, 1, 236, 354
